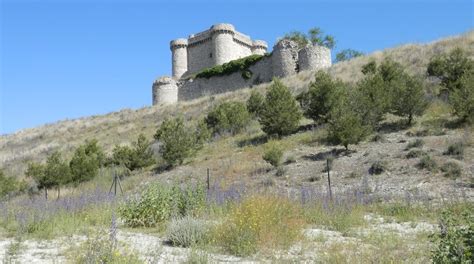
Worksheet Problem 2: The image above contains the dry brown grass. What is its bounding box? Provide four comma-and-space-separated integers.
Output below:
1, 31, 473, 178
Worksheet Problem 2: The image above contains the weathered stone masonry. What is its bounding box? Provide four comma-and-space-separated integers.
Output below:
153, 24, 331, 105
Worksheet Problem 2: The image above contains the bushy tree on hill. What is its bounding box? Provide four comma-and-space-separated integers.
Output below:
324, 87, 368, 150
450, 72, 474, 123
27, 152, 71, 199
70, 139, 105, 185
111, 134, 155, 171
428, 48, 474, 122
205, 101, 250, 135
297, 71, 346, 124
154, 117, 196, 167
283, 27, 335, 49
355, 58, 427, 127
427, 48, 474, 92
259, 78, 302, 137
0, 169, 26, 199
335, 49, 364, 62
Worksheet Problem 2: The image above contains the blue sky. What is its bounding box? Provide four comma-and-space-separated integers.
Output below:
0, 0, 472, 135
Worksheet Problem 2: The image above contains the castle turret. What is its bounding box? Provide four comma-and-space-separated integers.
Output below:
152, 76, 178, 105
170, 38, 188, 79
251, 40, 268, 56
211, 23, 235, 65
298, 45, 332, 72
272, 39, 299, 78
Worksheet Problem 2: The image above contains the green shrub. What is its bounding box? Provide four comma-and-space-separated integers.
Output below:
259, 79, 302, 137
441, 161, 462, 179
155, 117, 196, 167
417, 155, 438, 172
205, 101, 250, 135
111, 134, 155, 171
427, 48, 473, 92
444, 142, 465, 159
166, 216, 210, 247
214, 196, 304, 256
246, 90, 265, 118
406, 149, 425, 159
297, 71, 346, 124
118, 183, 205, 227
327, 96, 367, 150
431, 205, 474, 263
70, 145, 100, 185
390, 75, 428, 125
262, 141, 284, 168
369, 160, 387, 175
450, 73, 474, 122
406, 139, 424, 150
195, 54, 264, 79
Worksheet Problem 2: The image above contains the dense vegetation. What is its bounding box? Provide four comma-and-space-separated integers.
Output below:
283, 27, 335, 49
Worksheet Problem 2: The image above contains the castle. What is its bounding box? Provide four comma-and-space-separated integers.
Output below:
152, 23, 332, 105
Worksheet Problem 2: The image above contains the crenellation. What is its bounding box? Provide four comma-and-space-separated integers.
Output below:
153, 23, 331, 105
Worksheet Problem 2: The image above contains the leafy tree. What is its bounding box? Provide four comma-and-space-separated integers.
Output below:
391, 75, 428, 125
83, 139, 106, 167
353, 73, 389, 129
283, 27, 335, 49
205, 101, 250, 135
154, 117, 196, 167
297, 71, 346, 124
327, 95, 367, 150
130, 134, 155, 170
44, 152, 71, 199
70, 145, 100, 185
259, 78, 302, 137
335, 49, 364, 62
111, 134, 155, 171
450, 72, 474, 123
246, 90, 265, 118
427, 48, 474, 92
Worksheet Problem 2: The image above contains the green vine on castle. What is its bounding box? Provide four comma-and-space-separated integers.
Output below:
195, 54, 267, 80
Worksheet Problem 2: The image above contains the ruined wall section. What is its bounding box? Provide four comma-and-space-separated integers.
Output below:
299, 45, 332, 72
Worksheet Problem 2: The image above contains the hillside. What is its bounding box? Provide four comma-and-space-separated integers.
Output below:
1, 31, 472, 177
0, 31, 473, 263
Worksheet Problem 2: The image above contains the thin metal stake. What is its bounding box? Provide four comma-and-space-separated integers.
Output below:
327, 159, 333, 201
207, 168, 210, 190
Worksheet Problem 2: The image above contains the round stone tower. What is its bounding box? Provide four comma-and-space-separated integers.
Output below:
251, 40, 268, 55
272, 39, 299, 78
152, 76, 178, 105
298, 45, 332, 72
170, 38, 188, 79
211, 23, 235, 66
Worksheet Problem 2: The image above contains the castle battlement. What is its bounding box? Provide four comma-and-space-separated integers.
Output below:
170, 23, 268, 79
153, 24, 331, 106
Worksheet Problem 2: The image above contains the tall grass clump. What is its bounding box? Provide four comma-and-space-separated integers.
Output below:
303, 202, 366, 234
213, 195, 304, 256
118, 183, 205, 227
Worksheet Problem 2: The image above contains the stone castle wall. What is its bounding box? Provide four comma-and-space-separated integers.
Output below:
153, 24, 332, 106
171, 24, 268, 79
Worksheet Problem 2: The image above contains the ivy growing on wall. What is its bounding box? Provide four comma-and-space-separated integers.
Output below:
195, 54, 266, 80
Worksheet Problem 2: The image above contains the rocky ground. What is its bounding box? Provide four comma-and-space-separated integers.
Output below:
0, 215, 437, 263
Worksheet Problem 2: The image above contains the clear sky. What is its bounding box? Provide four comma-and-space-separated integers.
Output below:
0, 0, 472, 135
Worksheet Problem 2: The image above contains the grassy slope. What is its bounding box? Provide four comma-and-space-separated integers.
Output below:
0, 31, 473, 178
